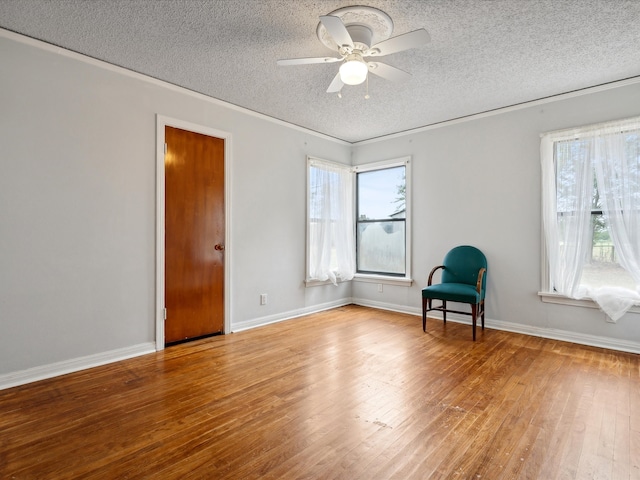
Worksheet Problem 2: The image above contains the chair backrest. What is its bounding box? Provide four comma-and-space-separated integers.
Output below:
441, 245, 487, 295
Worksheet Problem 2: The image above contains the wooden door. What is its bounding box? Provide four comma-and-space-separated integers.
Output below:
164, 126, 225, 344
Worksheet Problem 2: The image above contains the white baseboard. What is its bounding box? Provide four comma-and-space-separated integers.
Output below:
1, 299, 348, 390
352, 298, 421, 317
483, 317, 640, 354
0, 342, 156, 391
352, 297, 640, 355
5, 299, 638, 391
231, 298, 352, 332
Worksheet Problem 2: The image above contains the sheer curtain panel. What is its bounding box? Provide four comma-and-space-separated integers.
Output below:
541, 116, 640, 321
307, 158, 355, 285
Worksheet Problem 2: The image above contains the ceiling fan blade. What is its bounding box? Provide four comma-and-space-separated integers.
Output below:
368, 62, 412, 82
277, 56, 341, 66
320, 15, 354, 48
326, 72, 344, 93
369, 29, 430, 56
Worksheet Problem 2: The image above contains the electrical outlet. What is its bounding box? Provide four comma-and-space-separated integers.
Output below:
377, 284, 383, 293
260, 294, 268, 305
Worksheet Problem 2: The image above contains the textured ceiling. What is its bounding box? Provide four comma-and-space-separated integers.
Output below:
1, 0, 640, 143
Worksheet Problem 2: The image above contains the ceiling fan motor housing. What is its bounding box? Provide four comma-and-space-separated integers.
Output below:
346, 24, 373, 50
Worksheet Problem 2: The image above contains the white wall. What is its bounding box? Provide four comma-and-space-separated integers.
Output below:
2, 28, 639, 387
0, 32, 351, 383
352, 81, 640, 348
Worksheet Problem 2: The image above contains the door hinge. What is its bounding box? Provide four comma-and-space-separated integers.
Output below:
163, 308, 167, 320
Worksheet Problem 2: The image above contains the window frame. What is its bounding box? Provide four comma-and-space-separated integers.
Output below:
539, 120, 640, 313
353, 156, 412, 285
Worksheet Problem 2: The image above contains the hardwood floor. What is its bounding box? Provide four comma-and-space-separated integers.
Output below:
1, 305, 639, 479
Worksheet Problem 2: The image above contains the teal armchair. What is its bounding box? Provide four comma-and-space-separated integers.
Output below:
422, 246, 487, 340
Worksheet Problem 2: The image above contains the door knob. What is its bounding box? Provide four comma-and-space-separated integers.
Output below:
214, 244, 225, 251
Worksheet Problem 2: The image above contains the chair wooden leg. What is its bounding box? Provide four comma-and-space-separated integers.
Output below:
481, 300, 485, 330
471, 303, 477, 341
442, 300, 447, 324
422, 297, 427, 332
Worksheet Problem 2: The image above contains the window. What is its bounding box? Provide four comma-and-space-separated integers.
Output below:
541, 116, 640, 320
355, 157, 411, 278
306, 157, 355, 285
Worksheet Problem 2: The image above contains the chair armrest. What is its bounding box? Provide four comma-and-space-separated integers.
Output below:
428, 265, 445, 286
476, 267, 486, 294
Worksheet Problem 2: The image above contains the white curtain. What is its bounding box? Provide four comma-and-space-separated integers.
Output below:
541, 135, 594, 297
593, 121, 640, 286
591, 121, 640, 318
541, 117, 640, 321
307, 158, 355, 285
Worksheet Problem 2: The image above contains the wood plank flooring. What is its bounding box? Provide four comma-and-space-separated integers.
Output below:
1, 305, 639, 479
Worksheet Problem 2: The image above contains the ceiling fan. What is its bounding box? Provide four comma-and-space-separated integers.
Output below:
277, 6, 430, 96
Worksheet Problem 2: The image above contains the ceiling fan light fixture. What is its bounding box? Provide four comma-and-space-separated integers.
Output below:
278, 5, 430, 95
339, 54, 368, 85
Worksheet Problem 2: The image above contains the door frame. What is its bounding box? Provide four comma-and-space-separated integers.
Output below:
155, 115, 232, 350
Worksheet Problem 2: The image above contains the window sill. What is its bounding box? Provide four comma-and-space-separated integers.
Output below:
538, 291, 640, 313
354, 274, 413, 287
